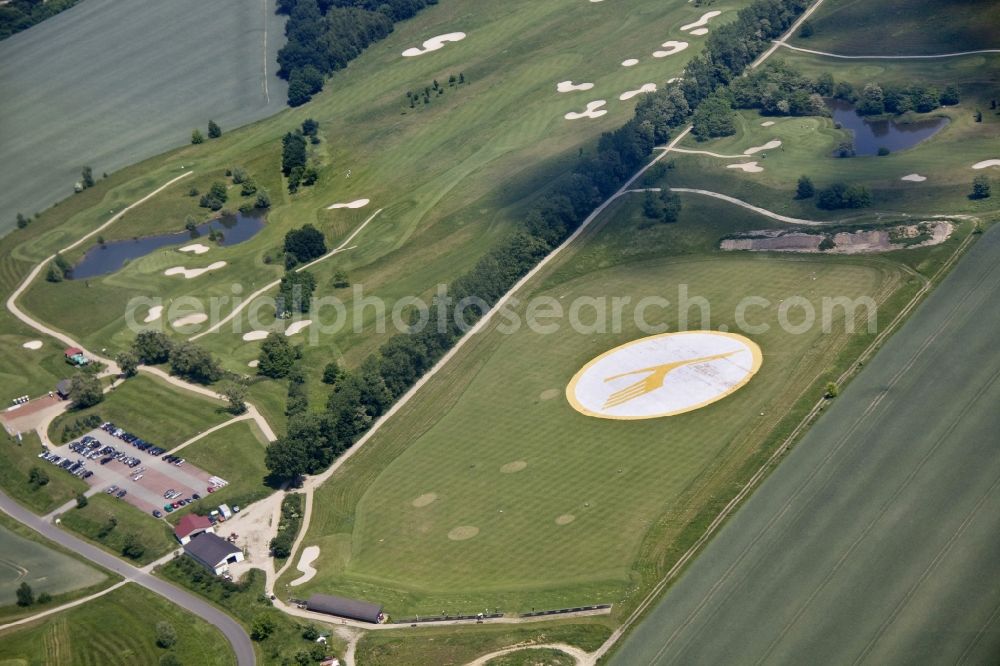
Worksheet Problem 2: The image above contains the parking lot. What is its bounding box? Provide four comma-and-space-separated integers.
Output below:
40, 422, 228, 518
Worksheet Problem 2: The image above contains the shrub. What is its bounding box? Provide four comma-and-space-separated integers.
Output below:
796, 175, 814, 199
877, 147, 890, 156
191, 129, 204, 144
816, 183, 872, 210
155, 621, 177, 648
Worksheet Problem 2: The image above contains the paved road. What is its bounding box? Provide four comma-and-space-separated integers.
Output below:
611, 224, 1000, 664
776, 41, 1000, 59
0, 490, 255, 666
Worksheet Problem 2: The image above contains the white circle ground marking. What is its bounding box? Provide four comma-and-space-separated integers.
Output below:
566, 331, 762, 420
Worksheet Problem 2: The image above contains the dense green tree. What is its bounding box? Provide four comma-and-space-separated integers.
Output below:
133, 330, 173, 364
257, 333, 297, 378
155, 621, 177, 648
28, 466, 48, 488
796, 175, 815, 199
321, 361, 342, 385
283, 224, 326, 263
281, 132, 308, 175
939, 85, 961, 106
971, 175, 991, 199
302, 118, 319, 137
255, 190, 272, 209
277, 270, 317, 314
191, 129, 204, 144
691, 91, 736, 140
856, 82, 885, 116
116, 350, 138, 378
168, 342, 222, 384
265, 438, 308, 482
207, 120, 222, 138
817, 182, 872, 209
76, 493, 88, 508
70, 373, 103, 408
81, 166, 94, 189
15, 582, 33, 607
16, 212, 29, 229
659, 188, 681, 223
221, 381, 248, 414
199, 181, 228, 210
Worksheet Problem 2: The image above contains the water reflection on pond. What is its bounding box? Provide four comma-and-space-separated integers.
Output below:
827, 99, 949, 156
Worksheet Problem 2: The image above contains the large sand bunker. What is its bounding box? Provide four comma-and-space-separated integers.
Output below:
744, 140, 781, 155
402, 32, 465, 57
972, 159, 1000, 169
557, 81, 594, 92
689, 27, 709, 35
143, 306, 163, 323
680, 10, 721, 31
179, 243, 210, 254
289, 546, 320, 586
901, 173, 927, 182
248, 360, 259, 368
171, 313, 208, 328
22, 340, 43, 350
412, 493, 438, 508
448, 526, 479, 541
620, 83, 657, 101
164, 261, 226, 279
760, 121, 776, 127
721, 221, 953, 254
565, 100, 607, 120
285, 320, 312, 336
327, 199, 369, 209
653, 41, 689, 58
727, 161, 764, 173
242, 330, 269, 341
566, 331, 762, 420
621, 58, 639, 67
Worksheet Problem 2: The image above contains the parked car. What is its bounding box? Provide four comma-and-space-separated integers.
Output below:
152, 510, 163, 518
163, 504, 174, 513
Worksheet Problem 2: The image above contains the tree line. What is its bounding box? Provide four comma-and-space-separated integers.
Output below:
262, 0, 812, 482
277, 0, 437, 106
0, 0, 81, 40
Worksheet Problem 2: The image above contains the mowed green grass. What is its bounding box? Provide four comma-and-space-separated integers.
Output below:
0, 521, 106, 607
790, 0, 1000, 54
48, 373, 228, 448
0, 583, 235, 666
7, 0, 749, 408
284, 196, 912, 616
0, 431, 87, 514
167, 419, 272, 524
60, 493, 177, 565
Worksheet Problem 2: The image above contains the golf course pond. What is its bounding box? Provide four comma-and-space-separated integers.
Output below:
69, 210, 265, 279
827, 99, 949, 156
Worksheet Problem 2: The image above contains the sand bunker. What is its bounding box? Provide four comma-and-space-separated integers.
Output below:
289, 546, 320, 586
743, 140, 782, 155
402, 32, 465, 57
327, 198, 370, 209
971, 159, 1000, 169
248, 360, 259, 368
619, 83, 657, 101
727, 161, 764, 173
242, 331, 269, 341
901, 173, 927, 182
680, 10, 721, 31
500, 460, 528, 473
448, 526, 479, 541
179, 243, 210, 254
653, 41, 689, 58
412, 493, 438, 508
565, 100, 607, 120
555, 514, 576, 525
539, 388, 560, 401
285, 320, 312, 336
22, 340, 43, 350
689, 28, 709, 35
721, 221, 953, 254
557, 81, 595, 93
164, 261, 226, 279
143, 306, 163, 323
621, 58, 639, 67
761, 121, 776, 127
171, 313, 208, 328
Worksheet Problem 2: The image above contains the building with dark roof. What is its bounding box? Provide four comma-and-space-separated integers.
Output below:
305, 593, 384, 623
182, 532, 243, 575
174, 514, 214, 545
55, 379, 73, 399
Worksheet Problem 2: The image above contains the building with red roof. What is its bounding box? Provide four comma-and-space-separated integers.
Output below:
174, 514, 214, 545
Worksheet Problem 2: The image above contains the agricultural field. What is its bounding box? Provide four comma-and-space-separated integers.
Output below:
0, 515, 110, 621
0, 0, 288, 235
0, 583, 236, 666
4, 0, 747, 415
280, 191, 953, 616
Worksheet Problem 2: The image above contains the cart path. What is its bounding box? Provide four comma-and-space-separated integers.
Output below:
465, 642, 592, 666
775, 41, 1000, 60
0, 580, 129, 632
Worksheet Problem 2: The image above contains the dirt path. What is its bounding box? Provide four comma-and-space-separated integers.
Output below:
775, 41, 1000, 60
751, 0, 827, 68
165, 412, 258, 455
669, 147, 748, 159
464, 642, 594, 666
0, 580, 129, 632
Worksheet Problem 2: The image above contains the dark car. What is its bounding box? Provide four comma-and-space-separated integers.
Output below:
152, 510, 163, 518
116, 489, 127, 498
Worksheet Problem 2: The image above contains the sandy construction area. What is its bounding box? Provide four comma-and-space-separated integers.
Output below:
972, 159, 1000, 169
143, 305, 163, 323
566, 331, 762, 420
727, 161, 764, 173
171, 313, 208, 328
179, 243, 210, 254
164, 261, 226, 279
22, 340, 43, 350
620, 83, 657, 100
744, 140, 781, 155
680, 10, 721, 31
327, 198, 369, 209
654, 41, 689, 58
565, 100, 607, 120
402, 32, 465, 57
290, 546, 320, 586
721, 221, 953, 254
242, 330, 269, 341
557, 80, 594, 92
285, 320, 312, 336
901, 173, 927, 182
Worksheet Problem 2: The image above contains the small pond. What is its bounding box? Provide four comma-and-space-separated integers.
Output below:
69, 210, 265, 280
827, 98, 949, 156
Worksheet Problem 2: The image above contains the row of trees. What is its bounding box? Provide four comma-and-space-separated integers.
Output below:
262, 0, 812, 482
191, 120, 222, 144
277, 0, 436, 106
281, 122, 320, 192
131, 330, 222, 384
0, 0, 81, 40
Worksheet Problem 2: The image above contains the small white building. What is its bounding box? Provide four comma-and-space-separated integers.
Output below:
183, 532, 243, 575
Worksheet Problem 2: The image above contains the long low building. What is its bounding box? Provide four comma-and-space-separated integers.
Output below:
305, 593, 383, 624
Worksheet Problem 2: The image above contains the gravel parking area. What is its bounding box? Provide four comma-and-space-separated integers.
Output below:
46, 427, 225, 517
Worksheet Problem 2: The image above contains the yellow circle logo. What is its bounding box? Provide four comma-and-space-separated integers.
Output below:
566, 331, 762, 420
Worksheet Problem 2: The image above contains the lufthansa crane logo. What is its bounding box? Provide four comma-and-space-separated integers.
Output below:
566, 331, 762, 420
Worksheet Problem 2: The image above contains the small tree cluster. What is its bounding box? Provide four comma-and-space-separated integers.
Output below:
199, 182, 228, 211
816, 182, 872, 210
283, 224, 327, 266
970, 175, 991, 200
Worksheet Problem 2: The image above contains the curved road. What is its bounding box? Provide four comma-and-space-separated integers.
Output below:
0, 489, 255, 665
776, 41, 1000, 59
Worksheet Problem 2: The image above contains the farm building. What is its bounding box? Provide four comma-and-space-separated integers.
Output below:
182, 532, 243, 574
174, 514, 214, 545
305, 593, 384, 623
